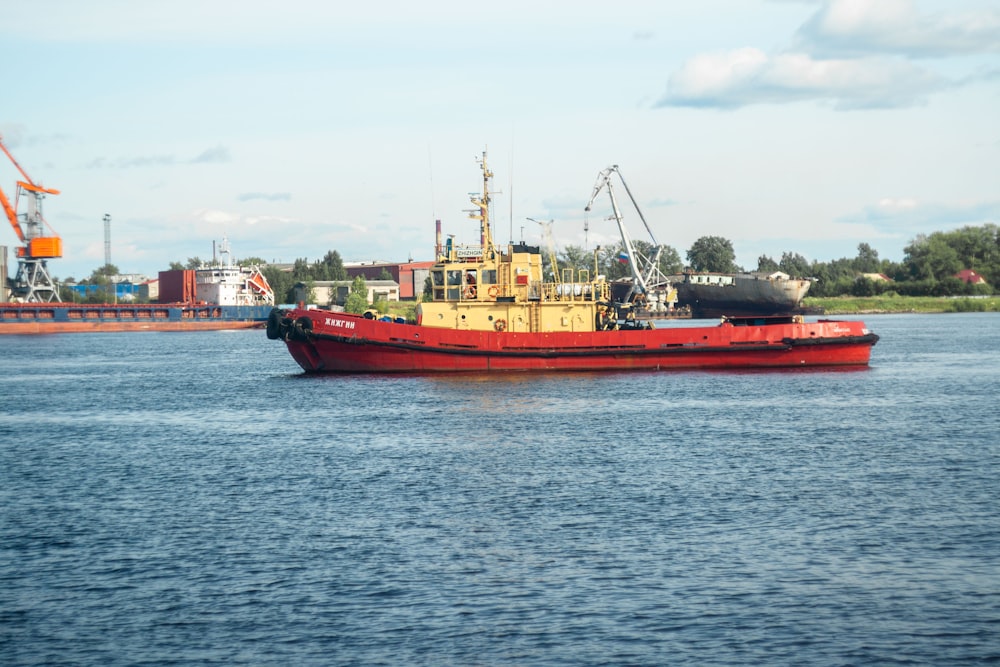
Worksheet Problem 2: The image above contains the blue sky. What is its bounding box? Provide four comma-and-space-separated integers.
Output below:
2, 0, 997, 280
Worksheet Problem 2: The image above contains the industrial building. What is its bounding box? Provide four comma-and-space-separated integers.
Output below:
295, 279, 400, 307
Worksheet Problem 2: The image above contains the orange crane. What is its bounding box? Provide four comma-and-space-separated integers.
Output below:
1, 134, 62, 301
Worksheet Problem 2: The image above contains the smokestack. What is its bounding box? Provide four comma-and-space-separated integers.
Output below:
435, 219, 442, 259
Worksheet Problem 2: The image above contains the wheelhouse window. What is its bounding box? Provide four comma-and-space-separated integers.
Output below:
446, 270, 462, 300
431, 270, 445, 301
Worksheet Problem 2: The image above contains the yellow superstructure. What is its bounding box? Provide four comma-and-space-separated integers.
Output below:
416, 151, 613, 334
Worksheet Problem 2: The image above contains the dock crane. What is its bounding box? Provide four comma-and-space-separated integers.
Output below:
584, 165, 666, 302
0, 134, 62, 302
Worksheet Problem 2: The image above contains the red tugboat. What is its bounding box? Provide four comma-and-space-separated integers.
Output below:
269, 152, 878, 373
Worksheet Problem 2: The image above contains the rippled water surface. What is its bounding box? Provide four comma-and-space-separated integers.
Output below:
2, 314, 999, 665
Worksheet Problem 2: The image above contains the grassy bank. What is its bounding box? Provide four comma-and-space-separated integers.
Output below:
804, 295, 999, 314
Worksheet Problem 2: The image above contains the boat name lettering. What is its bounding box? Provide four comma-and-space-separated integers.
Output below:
455, 247, 482, 258
324, 317, 356, 330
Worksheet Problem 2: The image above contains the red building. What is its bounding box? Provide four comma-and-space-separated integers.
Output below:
955, 269, 988, 285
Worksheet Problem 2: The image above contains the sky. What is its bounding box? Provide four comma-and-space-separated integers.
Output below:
1, 0, 998, 280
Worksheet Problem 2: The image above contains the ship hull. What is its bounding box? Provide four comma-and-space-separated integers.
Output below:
0, 303, 271, 334
274, 309, 878, 373
673, 273, 812, 317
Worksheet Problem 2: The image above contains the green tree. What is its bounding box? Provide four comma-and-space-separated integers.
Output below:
948, 224, 997, 269
599, 243, 631, 281
261, 265, 296, 304
944, 224, 999, 287
311, 250, 347, 281
756, 255, 779, 272
636, 240, 683, 278
809, 257, 858, 297
168, 261, 185, 271
850, 276, 882, 297
778, 252, 811, 278
344, 275, 368, 314
558, 244, 593, 276
377, 268, 394, 281
291, 258, 312, 281
897, 225, 1000, 294
686, 236, 739, 272
185, 257, 203, 269
91, 264, 120, 278
903, 234, 962, 282
591, 241, 681, 283
853, 243, 881, 273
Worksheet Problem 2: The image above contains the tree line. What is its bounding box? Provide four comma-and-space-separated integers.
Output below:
551, 223, 998, 298
211, 222, 1000, 302
59, 222, 998, 304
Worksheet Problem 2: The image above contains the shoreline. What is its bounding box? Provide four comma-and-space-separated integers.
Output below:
805, 296, 998, 315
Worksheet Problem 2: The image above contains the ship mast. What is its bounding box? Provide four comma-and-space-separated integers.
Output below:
468, 150, 496, 260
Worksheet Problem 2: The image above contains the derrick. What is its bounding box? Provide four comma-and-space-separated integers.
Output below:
1, 135, 62, 302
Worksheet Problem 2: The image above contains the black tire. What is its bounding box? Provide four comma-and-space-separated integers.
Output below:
266, 309, 283, 339
288, 316, 313, 342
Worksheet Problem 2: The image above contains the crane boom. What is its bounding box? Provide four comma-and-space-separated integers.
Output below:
0, 137, 55, 191
585, 165, 666, 296
0, 184, 23, 242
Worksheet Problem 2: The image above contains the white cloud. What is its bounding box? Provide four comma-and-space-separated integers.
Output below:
657, 47, 945, 109
85, 146, 232, 169
798, 0, 1000, 57
837, 198, 1000, 232
192, 208, 242, 225
657, 0, 999, 110
238, 192, 292, 202
191, 146, 231, 164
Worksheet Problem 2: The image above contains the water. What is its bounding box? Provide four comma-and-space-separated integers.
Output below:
2, 313, 999, 666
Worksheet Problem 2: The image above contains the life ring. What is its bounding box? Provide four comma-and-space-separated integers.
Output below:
465, 285, 477, 299
494, 318, 507, 332
487, 285, 500, 298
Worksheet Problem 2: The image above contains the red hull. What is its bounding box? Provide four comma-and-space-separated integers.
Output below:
276, 309, 879, 373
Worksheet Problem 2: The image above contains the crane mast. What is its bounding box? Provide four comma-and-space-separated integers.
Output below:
584, 165, 665, 298
0, 135, 62, 302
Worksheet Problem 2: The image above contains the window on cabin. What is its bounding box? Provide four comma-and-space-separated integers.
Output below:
431, 270, 445, 301
446, 270, 462, 300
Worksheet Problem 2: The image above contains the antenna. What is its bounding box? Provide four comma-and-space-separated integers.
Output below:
103, 214, 111, 268
528, 216, 559, 281
508, 140, 514, 245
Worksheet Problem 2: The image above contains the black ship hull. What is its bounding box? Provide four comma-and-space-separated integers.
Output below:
672, 272, 811, 318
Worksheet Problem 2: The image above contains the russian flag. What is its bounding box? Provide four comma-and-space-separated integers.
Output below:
618, 251, 629, 264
